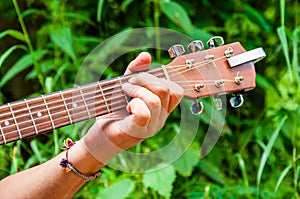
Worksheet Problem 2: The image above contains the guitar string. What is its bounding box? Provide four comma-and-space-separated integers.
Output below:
0, 55, 227, 119
0, 56, 234, 141
0, 55, 235, 140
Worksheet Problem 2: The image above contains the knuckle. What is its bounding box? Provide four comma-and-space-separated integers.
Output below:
148, 95, 161, 107
157, 86, 169, 96
138, 112, 151, 122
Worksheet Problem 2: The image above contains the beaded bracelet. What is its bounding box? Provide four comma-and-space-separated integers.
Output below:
59, 138, 101, 181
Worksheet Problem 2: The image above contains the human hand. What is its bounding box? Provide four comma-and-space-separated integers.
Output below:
81, 52, 184, 164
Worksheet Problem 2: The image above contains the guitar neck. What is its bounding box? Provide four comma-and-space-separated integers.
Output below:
0, 41, 265, 145
0, 67, 166, 145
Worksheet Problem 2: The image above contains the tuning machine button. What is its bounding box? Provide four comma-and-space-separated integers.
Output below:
207, 36, 225, 48
168, 44, 185, 58
188, 40, 204, 52
190, 100, 204, 115
229, 94, 244, 108
212, 96, 222, 110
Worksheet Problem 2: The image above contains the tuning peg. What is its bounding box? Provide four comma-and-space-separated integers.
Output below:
188, 40, 204, 52
212, 96, 222, 110
168, 44, 185, 58
229, 94, 244, 108
190, 100, 204, 115
207, 36, 224, 48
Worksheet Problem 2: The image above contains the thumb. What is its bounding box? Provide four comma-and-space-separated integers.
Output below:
124, 52, 151, 75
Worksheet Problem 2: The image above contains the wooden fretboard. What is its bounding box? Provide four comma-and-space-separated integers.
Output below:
0, 67, 166, 145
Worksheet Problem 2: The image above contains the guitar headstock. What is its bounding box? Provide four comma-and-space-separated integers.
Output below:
165, 36, 266, 113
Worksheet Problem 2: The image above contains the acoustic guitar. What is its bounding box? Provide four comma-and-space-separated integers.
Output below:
0, 36, 266, 145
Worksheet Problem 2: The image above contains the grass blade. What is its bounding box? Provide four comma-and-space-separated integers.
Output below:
292, 28, 300, 85
0, 45, 27, 69
277, 27, 293, 80
0, 29, 26, 42
274, 164, 292, 193
235, 153, 249, 187
257, 116, 288, 188
97, 0, 105, 23
280, 0, 285, 26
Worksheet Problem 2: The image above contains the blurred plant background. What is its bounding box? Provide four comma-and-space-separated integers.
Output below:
0, 0, 299, 198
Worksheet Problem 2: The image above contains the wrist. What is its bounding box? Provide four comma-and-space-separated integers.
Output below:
67, 140, 104, 175
81, 123, 124, 165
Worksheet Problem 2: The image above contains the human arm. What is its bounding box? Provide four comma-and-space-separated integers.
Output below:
0, 52, 184, 199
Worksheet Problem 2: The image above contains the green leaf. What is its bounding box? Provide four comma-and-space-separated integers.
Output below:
274, 164, 292, 193
50, 26, 77, 61
21, 8, 48, 19
173, 146, 199, 177
143, 164, 176, 198
280, 0, 285, 26
256, 74, 274, 91
97, 179, 135, 199
0, 45, 27, 69
277, 27, 292, 79
45, 76, 53, 93
97, 0, 105, 23
198, 161, 226, 185
292, 28, 299, 83
0, 29, 26, 42
257, 116, 287, 188
30, 140, 44, 164
0, 50, 47, 87
245, 4, 271, 32
64, 12, 98, 27
235, 153, 249, 187
160, 0, 193, 32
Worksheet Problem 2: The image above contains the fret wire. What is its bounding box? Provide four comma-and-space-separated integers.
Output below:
97, 82, 111, 113
24, 99, 39, 135
78, 86, 92, 118
41, 95, 55, 129
2, 99, 128, 139
7, 103, 22, 139
59, 91, 73, 124
117, 76, 129, 104
0, 123, 6, 144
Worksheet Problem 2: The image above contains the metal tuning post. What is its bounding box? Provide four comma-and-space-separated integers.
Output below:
190, 100, 204, 115
229, 94, 244, 108
212, 96, 222, 110
207, 36, 225, 48
188, 40, 204, 52
168, 44, 185, 58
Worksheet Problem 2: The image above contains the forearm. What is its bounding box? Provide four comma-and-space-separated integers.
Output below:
0, 141, 105, 199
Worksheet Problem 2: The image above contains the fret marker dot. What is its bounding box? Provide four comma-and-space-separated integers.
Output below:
72, 103, 78, 108
4, 121, 9, 126
37, 112, 42, 117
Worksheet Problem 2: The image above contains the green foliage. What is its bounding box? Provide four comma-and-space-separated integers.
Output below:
97, 179, 135, 199
0, 0, 299, 198
143, 164, 176, 198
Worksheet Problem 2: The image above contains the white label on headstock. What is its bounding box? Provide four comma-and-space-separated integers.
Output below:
227, 47, 266, 68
